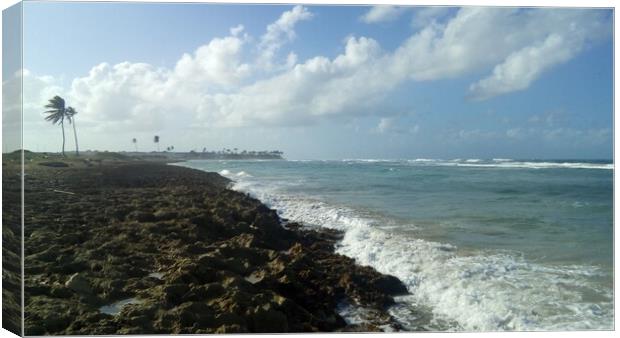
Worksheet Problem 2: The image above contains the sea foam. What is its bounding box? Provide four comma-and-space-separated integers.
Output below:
226, 176, 613, 331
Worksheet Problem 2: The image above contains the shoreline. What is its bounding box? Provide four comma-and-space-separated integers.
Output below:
8, 158, 410, 334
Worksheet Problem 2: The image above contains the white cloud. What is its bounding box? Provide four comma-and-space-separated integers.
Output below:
230, 24, 244, 36
21, 6, 612, 138
13, 69, 66, 125
375, 117, 419, 135
390, 8, 610, 85
542, 127, 611, 145
258, 5, 313, 70
198, 36, 386, 127
377, 117, 394, 133
172, 33, 250, 88
506, 128, 524, 139
466, 9, 610, 100
469, 34, 577, 100
361, 6, 407, 24
411, 7, 452, 29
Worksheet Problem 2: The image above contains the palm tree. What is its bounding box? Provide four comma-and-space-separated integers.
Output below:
132, 138, 138, 152
154, 135, 160, 152
44, 96, 67, 156
65, 107, 79, 156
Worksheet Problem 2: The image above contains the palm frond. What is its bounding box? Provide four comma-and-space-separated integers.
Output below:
43, 96, 66, 125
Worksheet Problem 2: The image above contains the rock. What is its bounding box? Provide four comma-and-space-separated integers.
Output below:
202, 283, 226, 300
128, 211, 156, 222
38, 161, 69, 167
215, 324, 246, 333
248, 305, 289, 332
50, 286, 73, 298
154, 210, 178, 221
65, 273, 93, 295
372, 274, 409, 295
163, 284, 190, 304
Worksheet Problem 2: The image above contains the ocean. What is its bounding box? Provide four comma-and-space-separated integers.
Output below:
176, 158, 613, 331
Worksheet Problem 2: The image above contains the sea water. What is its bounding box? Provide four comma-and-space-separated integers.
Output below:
177, 159, 613, 331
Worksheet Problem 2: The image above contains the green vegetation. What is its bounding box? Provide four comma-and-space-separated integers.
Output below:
43, 96, 80, 157
43, 96, 67, 156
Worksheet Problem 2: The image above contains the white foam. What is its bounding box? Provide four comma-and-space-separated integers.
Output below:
454, 161, 613, 170
236, 171, 252, 177
408, 160, 613, 170
218, 169, 253, 178
228, 178, 613, 331
99, 298, 143, 315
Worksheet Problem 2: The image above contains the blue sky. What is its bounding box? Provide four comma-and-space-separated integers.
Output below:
8, 2, 614, 159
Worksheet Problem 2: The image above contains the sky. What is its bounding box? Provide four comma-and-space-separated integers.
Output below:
3, 1, 614, 159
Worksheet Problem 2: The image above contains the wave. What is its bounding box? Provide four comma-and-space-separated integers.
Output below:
223, 177, 613, 331
450, 161, 613, 170
218, 169, 253, 178
406, 160, 612, 170
341, 159, 612, 170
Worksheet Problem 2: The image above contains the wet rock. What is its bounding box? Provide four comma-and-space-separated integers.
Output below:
163, 284, 190, 304
154, 210, 178, 221
50, 285, 73, 298
215, 324, 247, 333
248, 305, 289, 332
372, 274, 409, 295
128, 211, 156, 222
65, 273, 93, 295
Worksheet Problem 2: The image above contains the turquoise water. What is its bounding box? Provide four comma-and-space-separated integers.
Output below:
177, 159, 613, 331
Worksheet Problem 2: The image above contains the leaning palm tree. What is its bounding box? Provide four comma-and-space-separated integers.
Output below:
44, 96, 67, 156
65, 106, 79, 156
154, 135, 160, 152
132, 138, 138, 152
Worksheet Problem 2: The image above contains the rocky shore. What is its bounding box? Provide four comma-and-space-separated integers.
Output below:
13, 159, 409, 334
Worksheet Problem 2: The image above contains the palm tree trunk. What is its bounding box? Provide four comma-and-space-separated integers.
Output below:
61, 120, 66, 157
72, 120, 79, 156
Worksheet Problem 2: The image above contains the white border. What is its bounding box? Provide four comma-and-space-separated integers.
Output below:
0, 1, 616, 338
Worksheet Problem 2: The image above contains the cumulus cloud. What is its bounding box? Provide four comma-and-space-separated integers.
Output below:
8, 69, 66, 125
410, 7, 453, 29
391, 8, 610, 84
470, 34, 579, 100
21, 6, 612, 136
361, 6, 407, 23
466, 9, 610, 100
377, 117, 394, 133
375, 117, 419, 135
197, 36, 386, 127
230, 24, 244, 36
173, 34, 250, 88
258, 5, 313, 70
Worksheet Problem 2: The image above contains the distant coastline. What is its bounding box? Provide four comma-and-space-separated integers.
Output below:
6, 149, 284, 162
